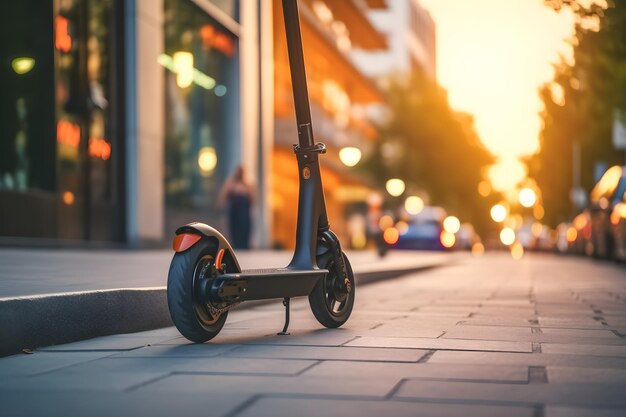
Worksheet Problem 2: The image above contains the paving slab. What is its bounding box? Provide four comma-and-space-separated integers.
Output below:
546, 406, 626, 417
304, 361, 529, 383
236, 397, 535, 417
540, 328, 619, 338
224, 345, 429, 362
0, 356, 318, 392
0, 350, 118, 377
547, 366, 626, 383
40, 330, 182, 351
346, 336, 533, 353
137, 373, 399, 397
394, 380, 626, 407
541, 343, 626, 357
0, 391, 249, 417
442, 326, 626, 345
112, 343, 239, 358
429, 350, 626, 368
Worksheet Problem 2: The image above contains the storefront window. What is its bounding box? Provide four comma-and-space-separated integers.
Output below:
0, 0, 123, 242
164, 0, 239, 234
55, 0, 121, 241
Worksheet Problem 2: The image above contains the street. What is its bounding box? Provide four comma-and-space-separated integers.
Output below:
1, 253, 625, 417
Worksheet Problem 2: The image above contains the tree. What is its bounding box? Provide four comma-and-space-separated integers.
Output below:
362, 72, 496, 235
530, 0, 626, 225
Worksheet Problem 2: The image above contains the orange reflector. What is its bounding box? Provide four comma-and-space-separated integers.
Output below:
215, 248, 225, 269
172, 233, 201, 252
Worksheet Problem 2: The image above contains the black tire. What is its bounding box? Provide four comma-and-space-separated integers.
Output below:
167, 240, 228, 343
309, 250, 355, 328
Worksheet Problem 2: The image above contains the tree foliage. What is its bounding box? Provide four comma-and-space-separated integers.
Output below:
363, 72, 496, 235
530, 0, 626, 226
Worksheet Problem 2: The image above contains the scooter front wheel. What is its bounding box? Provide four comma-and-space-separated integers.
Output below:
167, 240, 228, 342
309, 251, 355, 328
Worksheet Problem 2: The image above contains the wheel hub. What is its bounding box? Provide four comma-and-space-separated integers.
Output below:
331, 270, 350, 302
193, 255, 238, 324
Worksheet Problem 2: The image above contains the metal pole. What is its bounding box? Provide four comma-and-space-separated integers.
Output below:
281, 0, 314, 148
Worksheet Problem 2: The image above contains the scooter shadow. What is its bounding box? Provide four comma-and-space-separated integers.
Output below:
155, 326, 357, 353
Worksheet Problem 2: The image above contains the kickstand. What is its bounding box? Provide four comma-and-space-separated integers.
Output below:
277, 297, 291, 335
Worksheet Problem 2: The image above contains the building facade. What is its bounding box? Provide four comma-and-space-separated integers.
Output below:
270, 0, 387, 249
351, 0, 436, 81
0, 0, 267, 246
0, 0, 387, 248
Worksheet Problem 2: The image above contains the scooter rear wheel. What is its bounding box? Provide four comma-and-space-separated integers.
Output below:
309, 250, 355, 328
167, 240, 228, 342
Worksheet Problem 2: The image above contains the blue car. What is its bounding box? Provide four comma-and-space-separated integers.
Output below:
393, 206, 447, 251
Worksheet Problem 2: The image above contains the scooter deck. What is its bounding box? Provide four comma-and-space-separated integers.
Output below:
209, 268, 328, 303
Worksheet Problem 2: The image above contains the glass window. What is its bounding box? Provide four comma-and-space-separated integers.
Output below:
163, 0, 240, 235
0, 0, 56, 238
0, 0, 123, 241
55, 0, 120, 241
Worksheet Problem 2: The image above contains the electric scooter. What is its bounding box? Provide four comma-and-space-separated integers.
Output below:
166, 0, 355, 343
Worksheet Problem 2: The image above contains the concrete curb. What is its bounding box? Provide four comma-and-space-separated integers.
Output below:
0, 262, 443, 356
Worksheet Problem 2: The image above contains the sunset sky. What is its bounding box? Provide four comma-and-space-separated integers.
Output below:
419, 0, 576, 192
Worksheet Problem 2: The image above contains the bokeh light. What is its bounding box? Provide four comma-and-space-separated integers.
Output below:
477, 180, 491, 197
338, 147, 362, 167
511, 242, 524, 260
351, 232, 366, 249
385, 179, 406, 197
500, 227, 516, 246
379, 215, 394, 230
198, 147, 217, 175
62, 191, 75, 205
519, 187, 537, 208
443, 216, 461, 234
404, 196, 424, 215
490, 204, 507, 223
396, 220, 409, 235
11, 57, 35, 75
173, 51, 194, 88
566, 227, 577, 243
383, 227, 400, 245
472, 242, 485, 256
440, 231, 456, 248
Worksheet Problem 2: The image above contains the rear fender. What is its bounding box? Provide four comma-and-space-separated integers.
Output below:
173, 222, 241, 272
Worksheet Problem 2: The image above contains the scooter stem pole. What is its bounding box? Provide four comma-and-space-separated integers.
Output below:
282, 0, 314, 148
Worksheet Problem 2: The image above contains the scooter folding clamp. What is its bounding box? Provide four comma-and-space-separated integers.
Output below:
292, 142, 326, 155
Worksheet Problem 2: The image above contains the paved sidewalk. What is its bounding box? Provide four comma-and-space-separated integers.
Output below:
0, 249, 452, 355
1, 253, 626, 416
0, 248, 448, 297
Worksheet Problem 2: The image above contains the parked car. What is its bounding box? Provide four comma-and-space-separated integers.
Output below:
392, 206, 447, 251
572, 210, 593, 256
518, 222, 554, 252
610, 196, 626, 262
589, 166, 626, 259
456, 223, 480, 250
556, 222, 571, 254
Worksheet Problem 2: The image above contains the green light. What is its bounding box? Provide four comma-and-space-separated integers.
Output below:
157, 53, 217, 90
12, 57, 35, 75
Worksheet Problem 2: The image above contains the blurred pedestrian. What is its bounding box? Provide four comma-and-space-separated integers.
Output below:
217, 165, 254, 249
